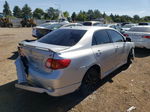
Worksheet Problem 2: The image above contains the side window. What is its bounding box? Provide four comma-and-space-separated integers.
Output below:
76, 24, 82, 26
64, 24, 75, 27
107, 30, 124, 42
93, 23, 100, 26
92, 30, 111, 45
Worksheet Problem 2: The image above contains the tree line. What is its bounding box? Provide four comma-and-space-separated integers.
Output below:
2, 1, 150, 23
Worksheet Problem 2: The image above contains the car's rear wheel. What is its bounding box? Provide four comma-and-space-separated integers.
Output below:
123, 49, 134, 69
79, 67, 101, 95
127, 49, 134, 65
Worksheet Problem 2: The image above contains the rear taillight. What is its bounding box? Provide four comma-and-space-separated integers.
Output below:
123, 34, 129, 37
142, 36, 150, 39
45, 58, 71, 70
18, 46, 25, 56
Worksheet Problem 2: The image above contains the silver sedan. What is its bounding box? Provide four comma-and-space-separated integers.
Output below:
15, 26, 134, 96
124, 26, 150, 49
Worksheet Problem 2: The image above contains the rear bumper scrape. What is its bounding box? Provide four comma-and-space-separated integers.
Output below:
15, 82, 81, 96
15, 83, 53, 93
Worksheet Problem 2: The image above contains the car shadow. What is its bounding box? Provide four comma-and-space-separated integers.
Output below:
135, 48, 150, 58
8, 51, 18, 60
0, 65, 129, 112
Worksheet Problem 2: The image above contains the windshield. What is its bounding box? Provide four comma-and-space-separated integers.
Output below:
45, 24, 64, 30
122, 24, 135, 28
38, 29, 87, 46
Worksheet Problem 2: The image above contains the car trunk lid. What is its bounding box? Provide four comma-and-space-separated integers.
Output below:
19, 41, 69, 73
125, 32, 150, 42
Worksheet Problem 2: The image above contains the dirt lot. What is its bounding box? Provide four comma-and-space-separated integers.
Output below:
0, 28, 150, 112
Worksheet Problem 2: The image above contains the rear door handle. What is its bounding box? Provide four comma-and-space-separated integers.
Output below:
96, 50, 102, 56
115, 46, 119, 52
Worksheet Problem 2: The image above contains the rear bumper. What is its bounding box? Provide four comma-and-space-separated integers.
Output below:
15, 56, 84, 96
134, 42, 150, 49
15, 83, 53, 93
26, 68, 81, 96
15, 82, 80, 96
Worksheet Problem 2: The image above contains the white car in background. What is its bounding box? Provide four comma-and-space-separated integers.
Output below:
124, 26, 150, 49
99, 24, 121, 32
32, 23, 83, 38
82, 21, 102, 26
121, 24, 137, 33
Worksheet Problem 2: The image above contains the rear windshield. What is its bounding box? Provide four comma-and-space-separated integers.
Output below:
129, 27, 150, 32
39, 23, 51, 27
83, 22, 92, 26
38, 29, 87, 46
45, 24, 64, 30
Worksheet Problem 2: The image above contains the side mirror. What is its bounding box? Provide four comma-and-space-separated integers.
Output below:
126, 37, 131, 42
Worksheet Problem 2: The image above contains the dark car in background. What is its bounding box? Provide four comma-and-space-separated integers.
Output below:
139, 22, 150, 26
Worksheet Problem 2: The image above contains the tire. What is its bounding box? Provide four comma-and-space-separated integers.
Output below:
22, 24, 25, 27
79, 67, 100, 95
10, 24, 13, 28
128, 49, 134, 63
8, 23, 13, 28
124, 49, 134, 68
27, 24, 31, 27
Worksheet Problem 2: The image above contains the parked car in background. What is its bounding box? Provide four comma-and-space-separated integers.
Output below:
138, 22, 150, 26
121, 22, 131, 27
124, 26, 150, 49
63, 23, 83, 27
82, 21, 102, 26
98, 24, 121, 32
121, 24, 137, 33
32, 23, 83, 38
32, 22, 56, 37
15, 26, 134, 96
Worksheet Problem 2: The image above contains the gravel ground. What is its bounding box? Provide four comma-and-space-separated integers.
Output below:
0, 28, 150, 112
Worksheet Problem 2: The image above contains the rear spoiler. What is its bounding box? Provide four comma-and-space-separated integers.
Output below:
18, 40, 56, 53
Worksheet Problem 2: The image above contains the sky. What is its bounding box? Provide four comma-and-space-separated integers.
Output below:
0, 0, 150, 17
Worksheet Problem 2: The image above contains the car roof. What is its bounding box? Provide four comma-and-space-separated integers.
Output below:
60, 26, 114, 31
83, 21, 101, 24
63, 23, 82, 26
131, 25, 150, 28
124, 24, 136, 26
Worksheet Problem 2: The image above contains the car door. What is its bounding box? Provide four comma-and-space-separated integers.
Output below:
107, 30, 126, 66
91, 30, 117, 78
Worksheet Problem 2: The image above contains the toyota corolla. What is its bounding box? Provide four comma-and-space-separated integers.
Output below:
15, 26, 134, 96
